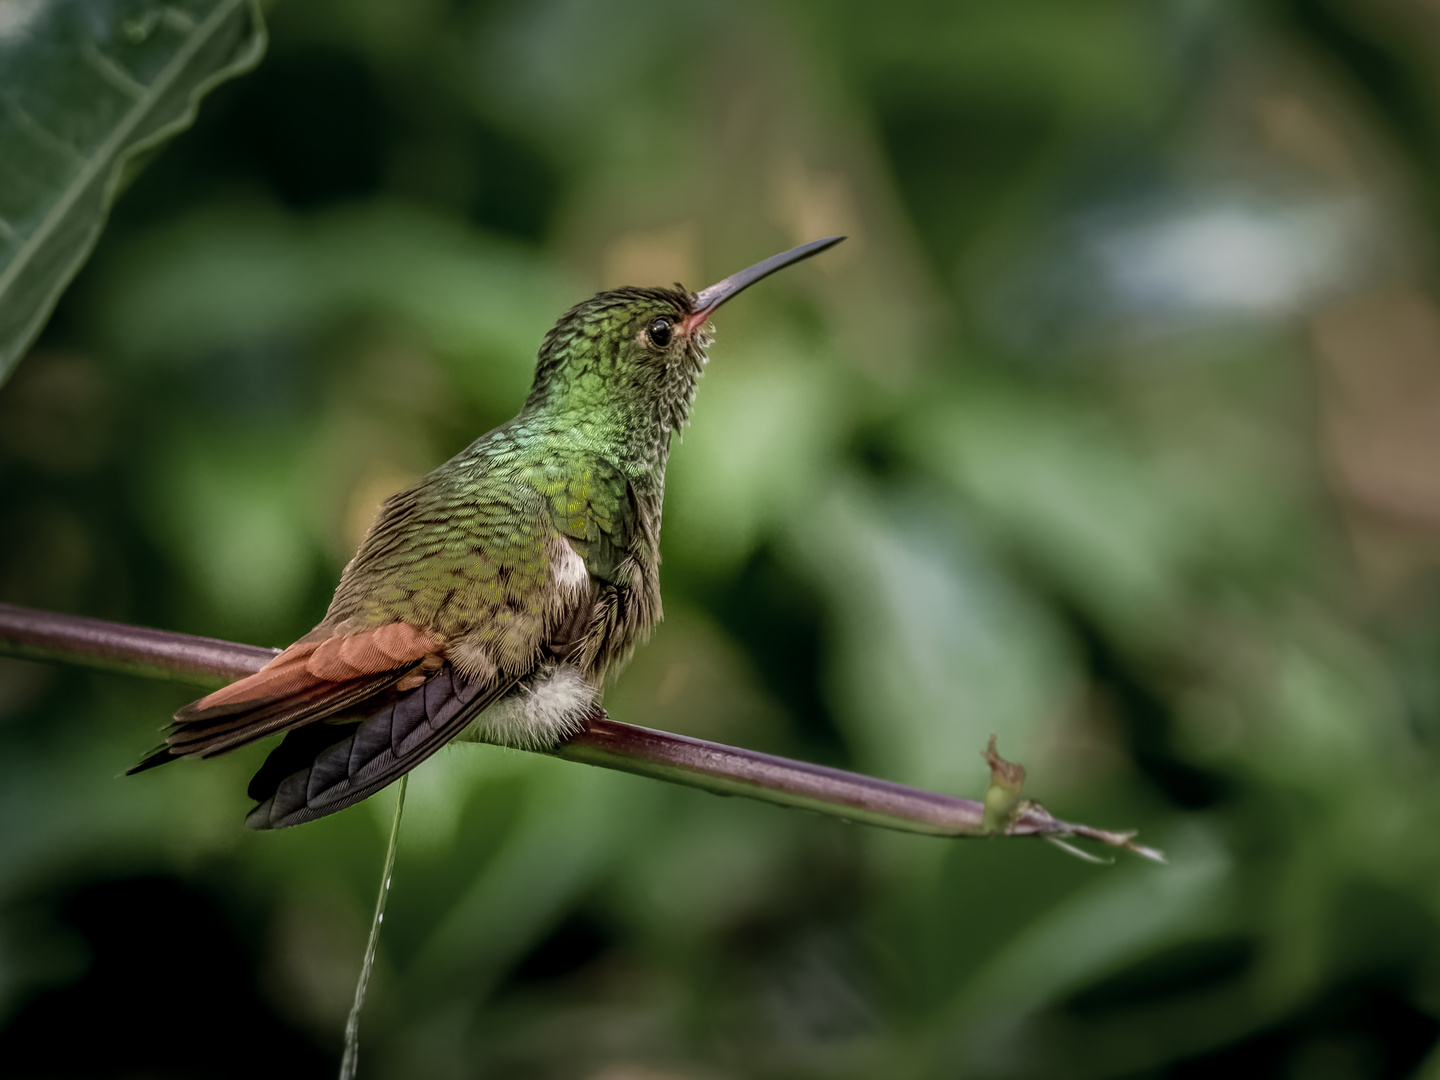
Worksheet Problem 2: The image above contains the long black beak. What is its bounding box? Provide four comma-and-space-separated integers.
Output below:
686, 236, 845, 330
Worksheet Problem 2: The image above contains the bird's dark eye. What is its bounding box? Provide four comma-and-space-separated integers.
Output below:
647, 317, 673, 349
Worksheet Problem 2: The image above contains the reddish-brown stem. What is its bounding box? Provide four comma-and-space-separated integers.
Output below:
0, 602, 1162, 859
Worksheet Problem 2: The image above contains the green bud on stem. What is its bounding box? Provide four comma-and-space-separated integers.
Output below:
982, 735, 1027, 834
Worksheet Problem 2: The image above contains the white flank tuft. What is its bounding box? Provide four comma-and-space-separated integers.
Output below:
464, 664, 595, 751
552, 538, 589, 595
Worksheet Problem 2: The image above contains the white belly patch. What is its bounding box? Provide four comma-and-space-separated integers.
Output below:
460, 663, 595, 750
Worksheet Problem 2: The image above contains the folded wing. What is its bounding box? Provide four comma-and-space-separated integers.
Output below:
128, 621, 443, 771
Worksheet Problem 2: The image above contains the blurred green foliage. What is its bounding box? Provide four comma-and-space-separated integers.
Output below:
6, 0, 1440, 1077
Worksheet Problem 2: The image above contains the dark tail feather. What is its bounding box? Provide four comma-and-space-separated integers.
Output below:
247, 722, 362, 802
126, 745, 178, 775
245, 665, 510, 830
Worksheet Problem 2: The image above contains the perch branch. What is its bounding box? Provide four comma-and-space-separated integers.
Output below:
0, 603, 1162, 860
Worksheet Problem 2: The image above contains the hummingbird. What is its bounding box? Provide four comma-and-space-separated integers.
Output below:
130, 236, 845, 828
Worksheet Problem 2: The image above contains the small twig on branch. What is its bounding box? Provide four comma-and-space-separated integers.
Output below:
0, 603, 1163, 861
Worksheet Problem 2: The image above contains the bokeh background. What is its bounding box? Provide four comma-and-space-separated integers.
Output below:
6, 0, 1440, 1076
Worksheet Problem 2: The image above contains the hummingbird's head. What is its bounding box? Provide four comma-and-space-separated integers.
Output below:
526, 285, 709, 435
525, 237, 845, 438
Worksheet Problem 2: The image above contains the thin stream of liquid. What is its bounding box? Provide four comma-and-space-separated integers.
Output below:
339, 775, 408, 1080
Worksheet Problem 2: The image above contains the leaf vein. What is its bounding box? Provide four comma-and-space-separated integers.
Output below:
0, 91, 85, 165
82, 38, 148, 101
162, 6, 198, 33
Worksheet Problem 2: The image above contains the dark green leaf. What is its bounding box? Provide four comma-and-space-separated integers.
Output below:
0, 0, 266, 385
